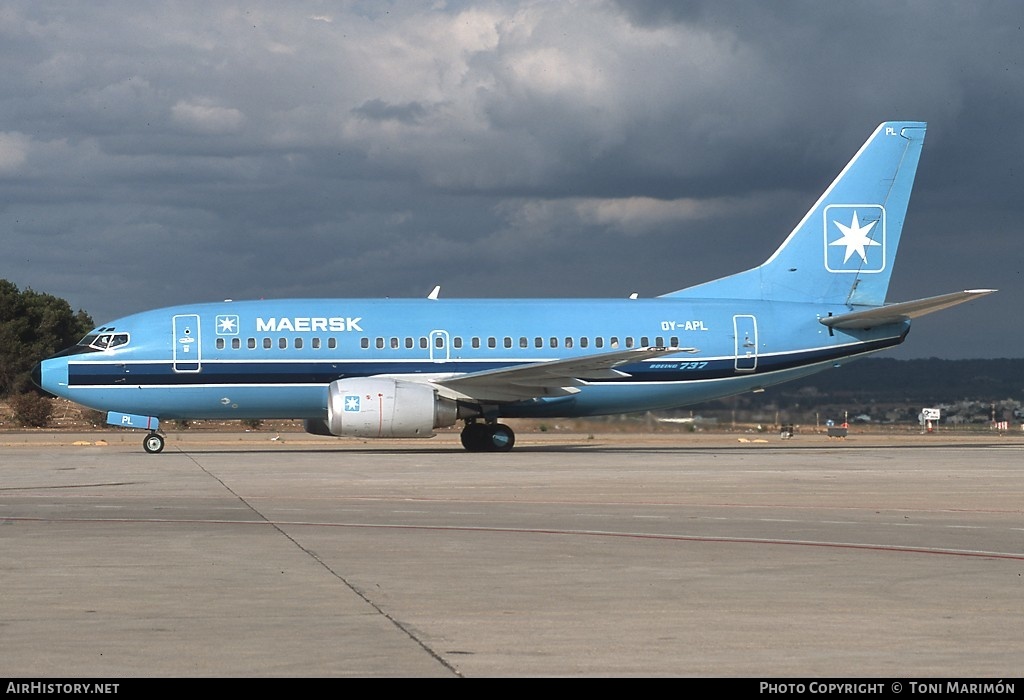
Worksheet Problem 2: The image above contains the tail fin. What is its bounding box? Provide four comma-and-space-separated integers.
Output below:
662, 121, 927, 306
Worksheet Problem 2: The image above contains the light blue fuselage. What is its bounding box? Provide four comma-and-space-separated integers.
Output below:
39, 297, 907, 421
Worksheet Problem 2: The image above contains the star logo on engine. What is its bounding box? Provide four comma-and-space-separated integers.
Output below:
344, 396, 360, 412
823, 204, 886, 273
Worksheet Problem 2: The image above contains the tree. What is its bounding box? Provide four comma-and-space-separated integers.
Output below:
10, 392, 53, 427
0, 280, 94, 397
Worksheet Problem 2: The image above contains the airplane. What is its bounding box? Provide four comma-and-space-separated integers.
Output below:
33, 121, 994, 453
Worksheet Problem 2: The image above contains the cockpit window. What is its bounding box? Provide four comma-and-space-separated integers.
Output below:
78, 332, 130, 351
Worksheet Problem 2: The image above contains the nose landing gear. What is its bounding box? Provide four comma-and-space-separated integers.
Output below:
143, 432, 165, 454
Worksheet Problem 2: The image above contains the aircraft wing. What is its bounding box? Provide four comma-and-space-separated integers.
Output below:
433, 346, 698, 402
820, 289, 996, 330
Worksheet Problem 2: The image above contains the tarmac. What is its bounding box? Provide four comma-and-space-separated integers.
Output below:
1, 429, 1022, 677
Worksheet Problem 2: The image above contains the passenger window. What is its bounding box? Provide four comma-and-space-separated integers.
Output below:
640, 336, 650, 347
405, 337, 414, 349
625, 337, 634, 348
376, 337, 385, 349
295, 337, 303, 349
670, 336, 679, 347
595, 337, 604, 348
580, 337, 588, 348
564, 337, 573, 349
655, 336, 664, 347
436, 336, 444, 348
248, 338, 256, 349
279, 338, 287, 349
610, 337, 619, 348
535, 337, 543, 348
216, 338, 225, 350
312, 338, 321, 349
360, 338, 369, 349
231, 338, 240, 350
390, 337, 399, 349
550, 337, 558, 348
472, 337, 480, 349
504, 337, 512, 349
328, 338, 337, 349
488, 337, 496, 349
453, 337, 463, 349
420, 337, 428, 349
263, 338, 272, 349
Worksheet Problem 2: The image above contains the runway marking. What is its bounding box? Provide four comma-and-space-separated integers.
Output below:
5, 515, 1023, 561
0, 482, 141, 491
238, 494, 1024, 515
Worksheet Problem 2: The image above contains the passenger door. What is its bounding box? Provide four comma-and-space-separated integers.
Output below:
733, 314, 757, 372
172, 314, 202, 372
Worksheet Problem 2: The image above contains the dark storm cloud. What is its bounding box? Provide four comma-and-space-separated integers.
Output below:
353, 99, 432, 125
1, 1, 1020, 357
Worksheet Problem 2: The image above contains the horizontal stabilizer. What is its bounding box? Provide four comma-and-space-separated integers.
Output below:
820, 289, 996, 329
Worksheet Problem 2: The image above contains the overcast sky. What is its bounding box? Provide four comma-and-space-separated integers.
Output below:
2, 1, 1020, 358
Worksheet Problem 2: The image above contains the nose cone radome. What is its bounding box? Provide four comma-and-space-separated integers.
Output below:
32, 358, 68, 397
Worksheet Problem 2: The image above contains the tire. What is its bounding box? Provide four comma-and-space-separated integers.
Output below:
143, 433, 165, 454
460, 422, 488, 452
486, 424, 515, 452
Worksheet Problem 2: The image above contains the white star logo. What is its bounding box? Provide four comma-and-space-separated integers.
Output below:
829, 210, 880, 264
217, 316, 237, 333
344, 396, 360, 412
823, 204, 885, 274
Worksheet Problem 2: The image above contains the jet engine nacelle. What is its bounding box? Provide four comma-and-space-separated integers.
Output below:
318, 377, 458, 438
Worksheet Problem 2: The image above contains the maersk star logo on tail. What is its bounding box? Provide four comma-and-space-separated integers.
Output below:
824, 204, 886, 273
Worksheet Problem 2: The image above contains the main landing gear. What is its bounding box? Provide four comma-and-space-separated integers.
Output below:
460, 420, 516, 452
143, 432, 165, 454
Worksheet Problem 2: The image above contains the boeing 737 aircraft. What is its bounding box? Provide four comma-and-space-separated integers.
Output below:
34, 121, 993, 453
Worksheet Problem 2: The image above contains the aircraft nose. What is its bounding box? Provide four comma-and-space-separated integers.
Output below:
32, 358, 67, 397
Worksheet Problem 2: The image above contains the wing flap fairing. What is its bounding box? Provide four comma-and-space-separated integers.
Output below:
434, 346, 697, 402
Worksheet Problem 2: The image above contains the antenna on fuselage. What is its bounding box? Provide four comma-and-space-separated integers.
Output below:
427, 285, 441, 300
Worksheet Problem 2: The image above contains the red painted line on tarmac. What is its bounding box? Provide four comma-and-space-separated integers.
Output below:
5, 515, 1023, 560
